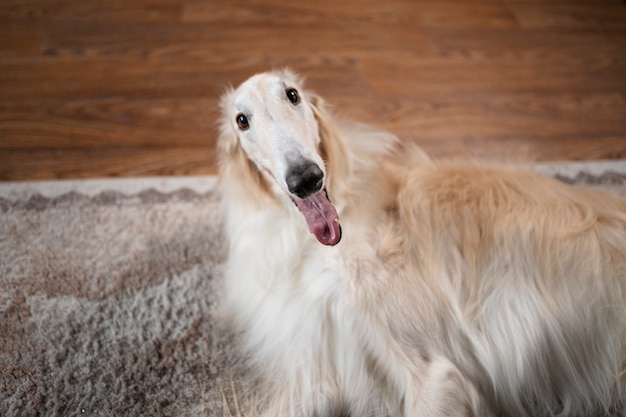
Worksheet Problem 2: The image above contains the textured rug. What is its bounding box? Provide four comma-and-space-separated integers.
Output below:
1, 161, 626, 417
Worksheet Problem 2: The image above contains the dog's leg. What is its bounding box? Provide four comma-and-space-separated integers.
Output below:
403, 356, 492, 417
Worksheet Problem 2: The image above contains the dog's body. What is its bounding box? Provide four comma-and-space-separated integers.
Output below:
217, 69, 626, 417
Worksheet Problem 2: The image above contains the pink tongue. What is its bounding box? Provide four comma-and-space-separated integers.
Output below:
294, 190, 341, 246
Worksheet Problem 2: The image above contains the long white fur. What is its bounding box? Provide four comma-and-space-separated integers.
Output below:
217, 69, 626, 417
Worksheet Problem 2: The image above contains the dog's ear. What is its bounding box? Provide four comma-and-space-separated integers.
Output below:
308, 93, 349, 200
216, 87, 239, 158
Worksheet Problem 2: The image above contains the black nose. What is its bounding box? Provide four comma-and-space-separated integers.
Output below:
286, 161, 324, 199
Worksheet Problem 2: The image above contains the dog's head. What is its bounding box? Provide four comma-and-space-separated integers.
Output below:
218, 69, 342, 246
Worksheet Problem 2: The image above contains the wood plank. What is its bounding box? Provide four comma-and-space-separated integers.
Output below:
423, 28, 626, 64
407, 2, 518, 29
0, 20, 44, 57
505, 0, 622, 2
41, 21, 433, 59
329, 92, 626, 142
0, 57, 222, 100
182, 0, 518, 29
506, 2, 626, 29
0, 57, 371, 100
0, 0, 181, 23
0, 147, 215, 181
0, 98, 217, 149
363, 59, 626, 98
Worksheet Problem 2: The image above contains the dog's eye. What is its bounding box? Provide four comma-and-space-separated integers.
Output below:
236, 113, 249, 130
286, 88, 300, 105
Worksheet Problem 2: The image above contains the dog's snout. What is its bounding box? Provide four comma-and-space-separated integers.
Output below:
286, 161, 324, 199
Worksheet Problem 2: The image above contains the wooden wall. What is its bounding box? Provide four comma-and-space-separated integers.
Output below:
1, 0, 625, 180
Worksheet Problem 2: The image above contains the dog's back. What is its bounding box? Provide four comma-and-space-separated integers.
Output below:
393, 161, 626, 416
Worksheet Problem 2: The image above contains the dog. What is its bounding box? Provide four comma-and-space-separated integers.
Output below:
216, 69, 626, 417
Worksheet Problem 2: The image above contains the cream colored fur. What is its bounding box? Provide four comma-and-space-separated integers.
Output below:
217, 69, 626, 417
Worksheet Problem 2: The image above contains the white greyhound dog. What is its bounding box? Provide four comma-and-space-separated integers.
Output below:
217, 69, 626, 417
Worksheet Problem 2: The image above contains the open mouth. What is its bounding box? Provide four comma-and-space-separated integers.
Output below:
292, 188, 342, 246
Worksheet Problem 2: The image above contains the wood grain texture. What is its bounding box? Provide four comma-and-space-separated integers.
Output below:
0, 98, 218, 148
0, 147, 215, 180
0, 0, 182, 23
0, 0, 625, 180
182, 0, 519, 29
0, 21, 44, 56
506, 1, 626, 29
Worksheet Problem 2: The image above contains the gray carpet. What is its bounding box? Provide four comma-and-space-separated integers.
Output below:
1, 161, 626, 417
